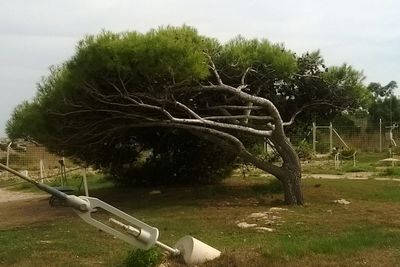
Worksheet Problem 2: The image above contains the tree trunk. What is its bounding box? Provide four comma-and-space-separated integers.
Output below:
273, 136, 303, 205
279, 163, 303, 205
240, 140, 303, 205
266, 132, 303, 205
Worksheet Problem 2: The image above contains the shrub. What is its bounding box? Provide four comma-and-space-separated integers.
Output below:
295, 140, 315, 160
109, 131, 236, 186
123, 249, 162, 267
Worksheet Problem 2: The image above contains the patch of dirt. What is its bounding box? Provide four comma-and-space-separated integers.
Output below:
0, 188, 73, 230
0, 187, 44, 203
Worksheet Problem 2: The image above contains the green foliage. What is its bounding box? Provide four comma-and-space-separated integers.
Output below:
109, 131, 236, 186
321, 64, 371, 108
368, 81, 397, 99
368, 96, 400, 125
6, 25, 373, 187
123, 249, 162, 267
295, 140, 314, 160
379, 167, 400, 177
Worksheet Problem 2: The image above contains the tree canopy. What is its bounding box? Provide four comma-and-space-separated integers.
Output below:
7, 26, 373, 204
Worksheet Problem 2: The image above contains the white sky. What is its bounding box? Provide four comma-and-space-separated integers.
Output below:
1, 0, 399, 137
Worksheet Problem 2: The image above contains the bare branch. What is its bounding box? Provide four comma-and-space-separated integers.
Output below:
173, 101, 203, 120
282, 101, 346, 126
204, 52, 223, 85
241, 67, 251, 85
203, 115, 274, 121
192, 84, 284, 132
204, 105, 264, 111
172, 118, 272, 137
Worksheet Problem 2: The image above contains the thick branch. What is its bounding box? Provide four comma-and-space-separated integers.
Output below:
203, 115, 274, 121
204, 105, 264, 111
282, 101, 347, 126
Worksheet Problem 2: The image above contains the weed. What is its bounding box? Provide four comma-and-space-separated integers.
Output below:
123, 248, 162, 267
379, 167, 400, 177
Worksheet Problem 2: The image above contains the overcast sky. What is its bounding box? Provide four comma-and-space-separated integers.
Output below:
1, 0, 399, 137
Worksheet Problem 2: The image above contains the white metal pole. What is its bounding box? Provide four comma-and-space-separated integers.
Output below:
329, 122, 333, 153
379, 118, 382, 152
6, 142, 12, 179
40, 159, 44, 182
312, 122, 316, 152
83, 168, 89, 197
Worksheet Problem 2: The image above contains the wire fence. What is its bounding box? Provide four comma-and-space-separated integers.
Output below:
290, 121, 400, 154
0, 143, 82, 183
0, 120, 398, 181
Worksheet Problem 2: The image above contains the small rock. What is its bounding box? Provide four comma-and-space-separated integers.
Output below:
149, 190, 161, 195
248, 212, 270, 218
237, 222, 257, 229
269, 207, 288, 212
334, 199, 350, 205
37, 240, 53, 244
255, 227, 274, 232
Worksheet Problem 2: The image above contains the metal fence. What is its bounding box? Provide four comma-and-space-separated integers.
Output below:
1, 120, 398, 179
289, 121, 400, 154
0, 143, 80, 182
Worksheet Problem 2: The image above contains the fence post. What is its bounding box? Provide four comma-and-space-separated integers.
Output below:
312, 122, 316, 152
379, 118, 382, 152
83, 168, 89, 197
40, 159, 43, 182
329, 122, 333, 153
6, 142, 12, 179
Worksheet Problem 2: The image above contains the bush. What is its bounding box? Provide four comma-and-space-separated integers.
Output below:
109, 131, 237, 186
295, 140, 315, 160
123, 249, 162, 267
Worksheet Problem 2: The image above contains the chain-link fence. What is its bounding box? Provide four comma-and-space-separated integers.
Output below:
1, 120, 398, 181
0, 142, 81, 182
288, 120, 400, 154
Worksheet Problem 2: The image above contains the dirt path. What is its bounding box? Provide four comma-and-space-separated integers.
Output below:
0, 187, 44, 203
304, 173, 400, 181
0, 188, 73, 230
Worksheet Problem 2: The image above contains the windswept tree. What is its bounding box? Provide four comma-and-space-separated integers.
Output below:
7, 26, 371, 205
367, 81, 399, 124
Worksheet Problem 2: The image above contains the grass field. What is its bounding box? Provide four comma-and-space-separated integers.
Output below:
1, 163, 400, 267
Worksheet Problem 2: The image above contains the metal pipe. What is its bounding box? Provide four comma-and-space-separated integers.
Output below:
0, 163, 88, 211
83, 168, 89, 197
109, 217, 180, 255
6, 142, 12, 179
312, 122, 316, 152
379, 118, 382, 152
329, 122, 333, 153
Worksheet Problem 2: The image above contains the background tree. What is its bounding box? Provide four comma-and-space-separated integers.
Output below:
367, 81, 399, 125
7, 26, 371, 205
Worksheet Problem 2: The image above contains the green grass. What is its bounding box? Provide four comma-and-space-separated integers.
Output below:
377, 167, 400, 177
1, 167, 400, 266
312, 179, 400, 202
0, 219, 128, 266
264, 225, 400, 260
302, 152, 388, 175
0, 172, 113, 194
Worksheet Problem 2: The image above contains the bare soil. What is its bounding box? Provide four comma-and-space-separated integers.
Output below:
0, 188, 73, 230
0, 187, 43, 203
